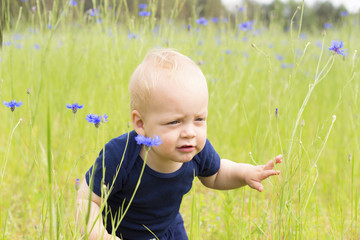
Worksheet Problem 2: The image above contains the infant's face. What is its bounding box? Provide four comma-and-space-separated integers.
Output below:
141, 70, 208, 172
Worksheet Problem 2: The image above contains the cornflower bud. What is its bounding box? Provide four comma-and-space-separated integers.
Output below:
300, 120, 305, 127
102, 184, 109, 195
74, 178, 81, 191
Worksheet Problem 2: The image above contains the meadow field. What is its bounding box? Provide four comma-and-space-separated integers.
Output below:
0, 1, 359, 239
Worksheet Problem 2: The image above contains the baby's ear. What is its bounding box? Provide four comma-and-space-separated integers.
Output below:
131, 110, 146, 136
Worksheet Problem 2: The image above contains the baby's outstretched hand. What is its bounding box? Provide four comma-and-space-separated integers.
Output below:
246, 155, 282, 192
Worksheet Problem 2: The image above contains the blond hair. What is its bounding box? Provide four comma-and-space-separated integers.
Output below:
129, 48, 206, 113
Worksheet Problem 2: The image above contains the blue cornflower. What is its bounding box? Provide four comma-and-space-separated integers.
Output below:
238, 21, 253, 31
86, 113, 108, 128
68, 0, 77, 6
316, 41, 322, 48
341, 11, 348, 17
324, 22, 332, 29
276, 54, 284, 61
275, 108, 278, 118
139, 11, 151, 17
153, 25, 160, 35
139, 3, 148, 9
196, 17, 208, 26
13, 34, 23, 41
4, 100, 23, 112
281, 63, 293, 69
128, 32, 139, 39
34, 44, 40, 50
66, 103, 84, 114
211, 17, 219, 24
87, 8, 99, 17
328, 40, 346, 56
135, 134, 162, 147
299, 33, 307, 39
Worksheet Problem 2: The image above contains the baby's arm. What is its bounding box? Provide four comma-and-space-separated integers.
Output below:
199, 155, 282, 191
76, 178, 120, 240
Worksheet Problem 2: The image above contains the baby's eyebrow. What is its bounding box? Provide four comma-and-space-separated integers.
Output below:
196, 110, 208, 116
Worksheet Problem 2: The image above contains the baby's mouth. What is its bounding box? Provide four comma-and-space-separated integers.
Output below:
178, 145, 195, 152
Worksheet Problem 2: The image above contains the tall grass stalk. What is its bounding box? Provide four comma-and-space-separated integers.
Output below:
287, 54, 335, 164
1, 210, 9, 239
142, 224, 159, 240
1, 117, 22, 183
274, 2, 341, 237
46, 105, 56, 240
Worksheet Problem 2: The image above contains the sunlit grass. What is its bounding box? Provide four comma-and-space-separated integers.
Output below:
0, 1, 359, 239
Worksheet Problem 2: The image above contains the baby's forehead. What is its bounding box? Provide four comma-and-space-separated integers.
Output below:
145, 77, 209, 116
154, 70, 207, 94
149, 74, 209, 104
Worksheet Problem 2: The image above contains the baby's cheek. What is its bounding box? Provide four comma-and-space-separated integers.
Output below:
158, 138, 174, 150
200, 131, 207, 146
197, 138, 207, 152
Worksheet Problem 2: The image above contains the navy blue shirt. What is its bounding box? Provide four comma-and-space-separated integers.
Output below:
85, 131, 220, 239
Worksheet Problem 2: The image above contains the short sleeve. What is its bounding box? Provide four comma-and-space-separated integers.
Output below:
194, 139, 221, 177
85, 140, 126, 197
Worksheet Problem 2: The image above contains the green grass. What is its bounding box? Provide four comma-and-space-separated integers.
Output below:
0, 2, 359, 239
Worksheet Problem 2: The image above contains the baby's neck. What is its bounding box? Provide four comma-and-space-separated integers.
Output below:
140, 147, 183, 174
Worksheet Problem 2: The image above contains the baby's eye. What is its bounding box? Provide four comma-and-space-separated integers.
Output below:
195, 118, 205, 122
168, 120, 180, 125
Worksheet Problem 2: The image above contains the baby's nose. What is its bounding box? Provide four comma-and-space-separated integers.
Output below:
180, 124, 196, 138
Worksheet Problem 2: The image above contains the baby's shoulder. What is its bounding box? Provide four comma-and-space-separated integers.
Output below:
106, 130, 138, 150
104, 130, 141, 167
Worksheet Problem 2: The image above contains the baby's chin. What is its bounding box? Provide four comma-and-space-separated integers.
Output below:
174, 153, 198, 163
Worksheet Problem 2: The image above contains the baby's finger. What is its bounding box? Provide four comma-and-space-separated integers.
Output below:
250, 181, 264, 192
264, 155, 283, 170
261, 169, 281, 180
275, 155, 283, 164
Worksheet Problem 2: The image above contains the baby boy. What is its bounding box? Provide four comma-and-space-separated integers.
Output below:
76, 49, 282, 240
